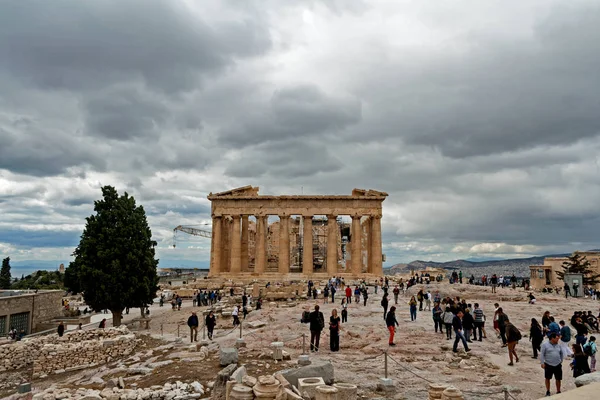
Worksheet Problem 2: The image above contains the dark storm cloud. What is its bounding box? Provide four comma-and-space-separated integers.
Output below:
225, 139, 344, 178
0, 0, 271, 93
83, 85, 169, 140
219, 84, 361, 147
0, 112, 106, 177
355, 5, 600, 158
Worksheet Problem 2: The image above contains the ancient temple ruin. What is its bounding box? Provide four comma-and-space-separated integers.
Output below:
207, 186, 388, 278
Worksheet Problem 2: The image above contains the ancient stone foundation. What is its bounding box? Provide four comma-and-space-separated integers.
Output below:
0, 327, 136, 377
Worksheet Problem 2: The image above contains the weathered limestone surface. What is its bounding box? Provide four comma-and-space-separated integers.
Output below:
574, 371, 600, 387
0, 327, 136, 376
278, 360, 334, 387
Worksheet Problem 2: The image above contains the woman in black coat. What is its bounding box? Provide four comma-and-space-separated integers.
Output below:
571, 344, 591, 378
529, 318, 544, 358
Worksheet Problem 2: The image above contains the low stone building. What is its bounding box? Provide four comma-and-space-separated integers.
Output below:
0, 290, 64, 335
529, 251, 600, 290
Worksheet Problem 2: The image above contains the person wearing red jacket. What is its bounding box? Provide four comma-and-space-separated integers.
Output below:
345, 286, 352, 304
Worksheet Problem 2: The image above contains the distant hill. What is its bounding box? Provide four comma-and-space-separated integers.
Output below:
386, 253, 572, 277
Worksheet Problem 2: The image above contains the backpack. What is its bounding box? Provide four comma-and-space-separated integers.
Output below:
583, 343, 594, 356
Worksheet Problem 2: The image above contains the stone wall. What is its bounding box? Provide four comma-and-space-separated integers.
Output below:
0, 327, 137, 376
0, 290, 64, 333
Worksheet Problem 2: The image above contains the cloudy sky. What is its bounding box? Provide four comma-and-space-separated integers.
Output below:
1, 0, 600, 272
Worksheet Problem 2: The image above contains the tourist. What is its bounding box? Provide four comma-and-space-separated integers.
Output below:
354, 286, 361, 304
462, 308, 474, 343
386, 306, 399, 346
493, 303, 501, 337
564, 283, 571, 298
381, 293, 389, 320
584, 336, 597, 372
442, 306, 454, 340
558, 320, 573, 357
205, 310, 216, 340
496, 308, 509, 347
547, 317, 560, 338
57, 322, 65, 337
573, 282, 579, 298
572, 316, 589, 346
540, 333, 564, 397
530, 318, 544, 359
242, 293, 247, 308
345, 285, 352, 304
99, 318, 106, 329
324, 285, 329, 304
452, 310, 470, 353
541, 311, 551, 334
417, 289, 424, 311
393, 285, 400, 305
256, 297, 262, 310
176, 295, 182, 311
232, 305, 240, 327
329, 309, 341, 352
309, 305, 325, 352
331, 285, 336, 303
407, 295, 417, 321
425, 291, 432, 311
362, 287, 369, 306
171, 298, 176, 310
432, 302, 443, 334
491, 274, 498, 293
187, 311, 199, 343
505, 317, 521, 365
341, 298, 348, 323
242, 305, 248, 320
473, 303, 486, 341
570, 344, 590, 378
528, 292, 536, 304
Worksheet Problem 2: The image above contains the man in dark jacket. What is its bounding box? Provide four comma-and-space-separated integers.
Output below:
309, 305, 325, 352
452, 310, 471, 353
205, 311, 216, 340
187, 312, 199, 343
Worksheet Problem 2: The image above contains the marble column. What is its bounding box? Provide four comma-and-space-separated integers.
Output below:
303, 216, 313, 275
279, 216, 290, 274
230, 215, 242, 274
327, 215, 338, 276
255, 215, 267, 274
223, 217, 231, 272
365, 217, 372, 273
351, 215, 362, 275
370, 215, 383, 276
211, 216, 222, 275
241, 215, 249, 272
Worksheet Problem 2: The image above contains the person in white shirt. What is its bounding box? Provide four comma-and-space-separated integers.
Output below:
232, 305, 240, 326
425, 292, 432, 311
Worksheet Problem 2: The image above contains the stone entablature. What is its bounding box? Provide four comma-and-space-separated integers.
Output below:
207, 186, 387, 278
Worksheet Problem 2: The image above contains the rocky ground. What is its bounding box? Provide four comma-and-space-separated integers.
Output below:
4, 281, 599, 399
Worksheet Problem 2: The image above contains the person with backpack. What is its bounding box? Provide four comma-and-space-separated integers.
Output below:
417, 289, 424, 311
381, 293, 389, 320
570, 344, 590, 378
362, 287, 369, 306
309, 305, 325, 352
505, 317, 521, 365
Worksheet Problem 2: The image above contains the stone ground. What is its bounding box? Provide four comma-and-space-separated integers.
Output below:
4, 282, 599, 399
